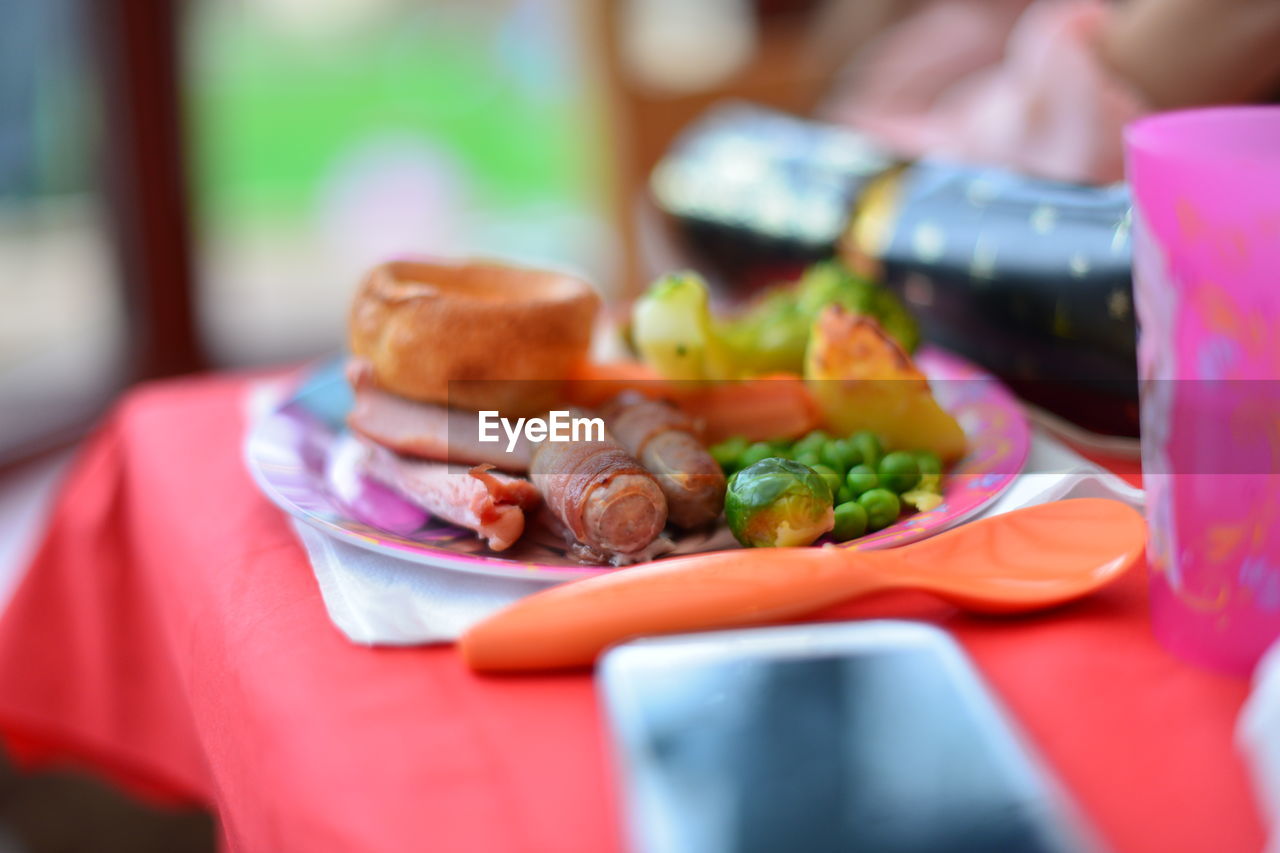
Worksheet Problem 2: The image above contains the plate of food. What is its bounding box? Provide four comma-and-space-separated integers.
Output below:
246, 258, 1030, 581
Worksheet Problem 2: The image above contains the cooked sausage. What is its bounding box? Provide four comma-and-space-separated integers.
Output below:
529, 420, 668, 560
602, 394, 726, 528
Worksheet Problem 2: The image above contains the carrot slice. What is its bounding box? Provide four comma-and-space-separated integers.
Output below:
563, 360, 672, 408
678, 374, 820, 443
565, 362, 819, 443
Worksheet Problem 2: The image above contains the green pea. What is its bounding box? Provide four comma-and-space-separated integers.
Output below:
915, 450, 943, 476
820, 438, 858, 474
847, 437, 866, 467
832, 501, 869, 541
852, 431, 883, 468
769, 440, 795, 460
878, 451, 921, 494
793, 449, 823, 470
858, 488, 902, 531
792, 430, 829, 458
710, 436, 750, 472
810, 464, 843, 501
844, 464, 879, 498
737, 442, 775, 470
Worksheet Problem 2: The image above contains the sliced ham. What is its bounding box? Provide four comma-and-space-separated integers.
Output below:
360, 440, 540, 551
346, 361, 532, 471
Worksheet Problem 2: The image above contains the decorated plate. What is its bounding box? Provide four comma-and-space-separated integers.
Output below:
246, 350, 1030, 581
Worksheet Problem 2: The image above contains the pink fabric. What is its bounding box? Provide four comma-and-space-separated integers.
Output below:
824, 0, 1149, 184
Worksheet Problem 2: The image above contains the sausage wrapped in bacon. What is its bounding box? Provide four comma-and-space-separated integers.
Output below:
602, 395, 726, 528
529, 417, 668, 562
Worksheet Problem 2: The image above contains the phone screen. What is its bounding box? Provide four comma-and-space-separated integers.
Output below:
601, 622, 1100, 853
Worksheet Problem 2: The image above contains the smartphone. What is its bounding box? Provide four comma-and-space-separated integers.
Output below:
599, 621, 1105, 853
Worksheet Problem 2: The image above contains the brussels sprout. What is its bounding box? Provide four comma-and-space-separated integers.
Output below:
726, 458, 835, 548
832, 501, 869, 541
878, 451, 921, 494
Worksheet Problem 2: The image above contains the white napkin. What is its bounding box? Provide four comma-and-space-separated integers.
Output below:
289, 430, 1143, 646
1239, 640, 1280, 852
293, 519, 563, 645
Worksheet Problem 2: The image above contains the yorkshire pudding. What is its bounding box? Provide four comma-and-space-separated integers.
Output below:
349, 260, 600, 416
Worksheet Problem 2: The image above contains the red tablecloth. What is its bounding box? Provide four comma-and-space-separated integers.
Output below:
0, 373, 1265, 852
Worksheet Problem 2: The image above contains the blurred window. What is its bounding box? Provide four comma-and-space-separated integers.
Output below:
183, 0, 616, 367
0, 0, 127, 463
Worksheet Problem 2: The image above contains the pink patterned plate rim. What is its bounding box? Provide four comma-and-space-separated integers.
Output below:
245, 348, 1030, 582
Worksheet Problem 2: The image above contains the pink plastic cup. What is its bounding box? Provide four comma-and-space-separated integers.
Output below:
1126, 107, 1280, 675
